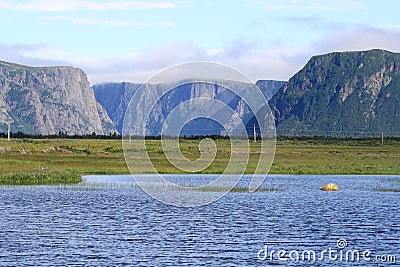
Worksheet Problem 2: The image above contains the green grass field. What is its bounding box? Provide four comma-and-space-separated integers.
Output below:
0, 137, 399, 184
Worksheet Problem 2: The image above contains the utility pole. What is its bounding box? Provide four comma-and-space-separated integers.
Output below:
381, 132, 384, 145
5, 121, 11, 142
253, 124, 257, 143
1, 106, 11, 141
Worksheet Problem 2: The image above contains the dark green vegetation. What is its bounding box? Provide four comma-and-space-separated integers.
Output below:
270, 49, 400, 136
0, 137, 399, 185
0, 172, 81, 185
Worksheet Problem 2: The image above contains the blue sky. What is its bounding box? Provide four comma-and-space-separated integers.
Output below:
0, 0, 400, 84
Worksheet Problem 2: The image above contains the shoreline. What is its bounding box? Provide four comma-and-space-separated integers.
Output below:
1, 138, 399, 184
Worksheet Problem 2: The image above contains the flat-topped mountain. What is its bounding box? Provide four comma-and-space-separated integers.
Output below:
93, 80, 285, 134
0, 61, 115, 135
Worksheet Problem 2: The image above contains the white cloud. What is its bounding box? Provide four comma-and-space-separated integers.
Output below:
0, 42, 318, 84
82, 44, 209, 83
374, 24, 400, 30
83, 26, 400, 83
2, 25, 400, 85
205, 48, 225, 57
81, 43, 306, 84
0, 0, 177, 12
43, 16, 174, 27
310, 26, 400, 54
251, 0, 364, 11
283, 15, 346, 31
0, 43, 83, 65
0, 43, 74, 68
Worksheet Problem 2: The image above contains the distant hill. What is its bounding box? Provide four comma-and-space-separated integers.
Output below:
93, 80, 285, 134
0, 61, 115, 135
270, 49, 400, 136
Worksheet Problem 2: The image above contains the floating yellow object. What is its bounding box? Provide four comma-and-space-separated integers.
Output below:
321, 183, 340, 191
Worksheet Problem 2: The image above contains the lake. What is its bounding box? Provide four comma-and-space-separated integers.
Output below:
0, 175, 399, 266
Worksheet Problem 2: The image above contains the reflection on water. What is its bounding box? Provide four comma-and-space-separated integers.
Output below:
0, 175, 399, 266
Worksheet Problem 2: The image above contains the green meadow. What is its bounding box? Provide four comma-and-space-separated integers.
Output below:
0, 137, 399, 184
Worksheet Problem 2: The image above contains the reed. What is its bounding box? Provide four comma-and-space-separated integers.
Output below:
161, 184, 282, 193
374, 178, 400, 192
0, 172, 82, 185
199, 186, 281, 193
373, 188, 400, 193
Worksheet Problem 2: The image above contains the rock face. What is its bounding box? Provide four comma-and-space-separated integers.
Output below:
93, 82, 141, 134
0, 61, 116, 135
93, 80, 285, 135
270, 49, 400, 136
256, 80, 287, 100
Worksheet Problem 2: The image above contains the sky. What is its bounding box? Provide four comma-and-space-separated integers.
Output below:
0, 0, 400, 84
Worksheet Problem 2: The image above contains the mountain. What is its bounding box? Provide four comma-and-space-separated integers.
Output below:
7, 49, 399, 137
270, 49, 400, 136
256, 80, 287, 100
0, 61, 116, 135
93, 82, 140, 134
93, 80, 285, 134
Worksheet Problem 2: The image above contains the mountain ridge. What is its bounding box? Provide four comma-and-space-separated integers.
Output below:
270, 49, 400, 136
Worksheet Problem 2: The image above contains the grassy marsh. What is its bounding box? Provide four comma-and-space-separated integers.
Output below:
0, 137, 399, 184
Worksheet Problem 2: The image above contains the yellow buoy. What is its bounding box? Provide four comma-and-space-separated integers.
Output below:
321, 183, 340, 191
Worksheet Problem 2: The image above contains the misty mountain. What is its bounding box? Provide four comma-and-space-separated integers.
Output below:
93, 80, 285, 135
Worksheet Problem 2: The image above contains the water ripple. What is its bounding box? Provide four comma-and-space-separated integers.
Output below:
0, 175, 399, 266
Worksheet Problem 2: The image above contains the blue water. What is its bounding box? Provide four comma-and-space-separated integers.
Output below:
0, 175, 399, 266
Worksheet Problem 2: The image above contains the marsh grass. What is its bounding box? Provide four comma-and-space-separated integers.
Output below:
380, 178, 400, 184
373, 178, 400, 192
0, 137, 399, 185
0, 181, 281, 194
57, 182, 139, 191
0, 172, 82, 185
373, 188, 400, 192
78, 182, 281, 193
193, 186, 281, 193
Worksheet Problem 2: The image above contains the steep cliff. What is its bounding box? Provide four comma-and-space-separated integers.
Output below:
93, 80, 284, 135
0, 61, 115, 135
270, 49, 400, 136
93, 82, 140, 134
256, 80, 286, 100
